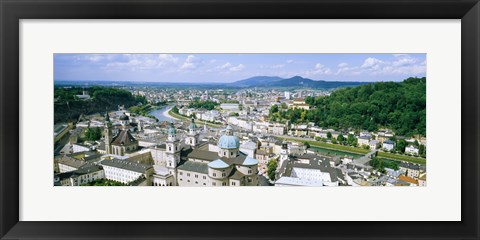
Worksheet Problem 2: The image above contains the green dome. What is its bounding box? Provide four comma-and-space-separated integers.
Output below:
167, 122, 176, 135
189, 118, 197, 130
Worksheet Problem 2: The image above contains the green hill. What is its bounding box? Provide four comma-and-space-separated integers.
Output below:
269, 77, 426, 137
54, 86, 146, 123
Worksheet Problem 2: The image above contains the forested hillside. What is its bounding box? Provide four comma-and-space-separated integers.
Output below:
54, 86, 146, 123
269, 77, 426, 136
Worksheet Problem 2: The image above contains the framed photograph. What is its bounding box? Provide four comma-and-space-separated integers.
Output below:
1, 0, 479, 239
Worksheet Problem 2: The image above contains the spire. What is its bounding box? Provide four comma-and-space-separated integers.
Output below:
104, 111, 112, 128
189, 117, 197, 130
225, 125, 233, 136
167, 121, 176, 135
105, 111, 110, 122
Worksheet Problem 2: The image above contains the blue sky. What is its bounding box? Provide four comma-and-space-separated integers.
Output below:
54, 53, 426, 83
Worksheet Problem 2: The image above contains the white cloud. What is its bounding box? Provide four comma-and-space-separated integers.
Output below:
391, 54, 417, 67
229, 64, 245, 72
220, 62, 232, 69
271, 64, 285, 69
314, 63, 332, 74
101, 54, 180, 71
303, 63, 332, 77
335, 54, 426, 78
286, 59, 294, 64
180, 55, 203, 70
338, 62, 349, 68
361, 57, 384, 68
158, 54, 178, 63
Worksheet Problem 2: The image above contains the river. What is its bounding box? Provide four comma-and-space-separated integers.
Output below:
149, 105, 177, 122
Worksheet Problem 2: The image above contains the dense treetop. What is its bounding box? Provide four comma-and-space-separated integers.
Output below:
54, 86, 147, 123
269, 77, 426, 137
187, 100, 219, 110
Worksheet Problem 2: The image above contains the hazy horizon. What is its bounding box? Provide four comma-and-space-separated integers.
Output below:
54, 53, 426, 83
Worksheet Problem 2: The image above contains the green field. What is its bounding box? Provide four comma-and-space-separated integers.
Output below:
280, 136, 426, 165
278, 137, 370, 155
311, 147, 364, 159
168, 109, 223, 128
377, 152, 426, 165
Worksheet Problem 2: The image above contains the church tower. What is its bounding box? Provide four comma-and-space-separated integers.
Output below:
185, 118, 199, 148
280, 141, 288, 161
166, 122, 180, 184
104, 112, 113, 154
278, 140, 289, 167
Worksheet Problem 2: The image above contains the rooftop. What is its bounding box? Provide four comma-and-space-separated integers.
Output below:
100, 159, 151, 173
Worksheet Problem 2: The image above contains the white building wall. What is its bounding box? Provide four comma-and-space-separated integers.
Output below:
102, 165, 144, 184
177, 170, 210, 186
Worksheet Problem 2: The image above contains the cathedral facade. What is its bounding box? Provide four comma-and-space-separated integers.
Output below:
150, 119, 260, 186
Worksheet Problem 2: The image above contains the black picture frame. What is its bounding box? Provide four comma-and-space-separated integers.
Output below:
1, 0, 479, 239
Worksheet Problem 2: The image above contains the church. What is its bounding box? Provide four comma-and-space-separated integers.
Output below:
102, 112, 260, 186
150, 119, 260, 186
103, 112, 139, 156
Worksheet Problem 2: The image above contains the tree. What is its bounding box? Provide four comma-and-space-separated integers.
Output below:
85, 127, 102, 141
419, 144, 426, 158
188, 100, 219, 110
396, 139, 407, 153
331, 138, 337, 144
347, 134, 357, 146
267, 160, 278, 180
265, 77, 426, 137
269, 105, 279, 115
304, 141, 310, 149
337, 134, 344, 143
326, 131, 332, 139
171, 105, 179, 114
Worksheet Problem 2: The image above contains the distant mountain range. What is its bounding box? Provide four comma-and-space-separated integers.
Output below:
229, 76, 370, 88
55, 76, 371, 89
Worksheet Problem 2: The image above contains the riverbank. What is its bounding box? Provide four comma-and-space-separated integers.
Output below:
167, 109, 223, 128
278, 136, 370, 155
279, 136, 426, 165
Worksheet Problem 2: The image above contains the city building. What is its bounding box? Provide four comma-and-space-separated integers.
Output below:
54, 164, 104, 186
383, 140, 395, 151
405, 145, 419, 156
275, 153, 345, 186
100, 159, 153, 185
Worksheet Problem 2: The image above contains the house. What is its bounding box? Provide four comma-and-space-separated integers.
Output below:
399, 162, 422, 179
418, 173, 427, 186
369, 140, 379, 150
359, 131, 372, 138
55, 155, 88, 173
405, 145, 419, 156
384, 167, 402, 178
383, 140, 395, 151
358, 136, 371, 146
54, 164, 104, 186
255, 149, 271, 165
290, 98, 311, 110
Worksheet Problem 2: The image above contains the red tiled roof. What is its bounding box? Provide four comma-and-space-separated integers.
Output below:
398, 175, 418, 185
